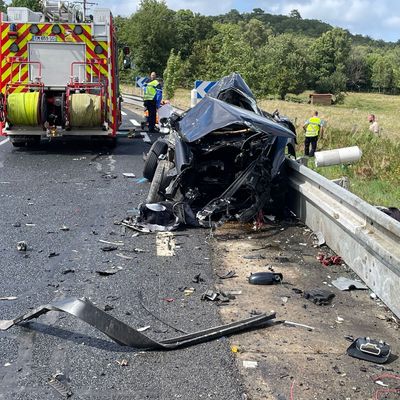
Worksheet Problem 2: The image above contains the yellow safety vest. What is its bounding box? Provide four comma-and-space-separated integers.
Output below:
143, 80, 159, 101
305, 117, 321, 137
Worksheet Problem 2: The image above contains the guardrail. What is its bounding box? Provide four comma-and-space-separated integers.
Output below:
286, 158, 400, 318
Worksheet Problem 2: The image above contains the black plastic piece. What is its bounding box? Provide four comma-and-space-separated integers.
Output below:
303, 288, 335, 305
347, 337, 391, 364
248, 272, 283, 285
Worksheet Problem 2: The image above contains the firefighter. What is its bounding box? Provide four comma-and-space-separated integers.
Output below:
303, 111, 324, 157
143, 72, 161, 133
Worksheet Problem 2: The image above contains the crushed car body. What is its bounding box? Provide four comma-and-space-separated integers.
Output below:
133, 73, 297, 230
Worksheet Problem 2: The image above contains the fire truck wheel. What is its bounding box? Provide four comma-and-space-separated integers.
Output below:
143, 139, 168, 181
146, 160, 174, 203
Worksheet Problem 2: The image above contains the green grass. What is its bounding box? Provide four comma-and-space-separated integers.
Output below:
120, 84, 400, 207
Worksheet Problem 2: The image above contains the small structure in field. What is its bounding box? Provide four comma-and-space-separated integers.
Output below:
309, 93, 333, 106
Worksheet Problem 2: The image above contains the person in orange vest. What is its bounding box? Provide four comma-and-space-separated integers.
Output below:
303, 111, 324, 157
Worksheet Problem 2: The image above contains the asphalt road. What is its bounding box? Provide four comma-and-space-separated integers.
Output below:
0, 109, 244, 400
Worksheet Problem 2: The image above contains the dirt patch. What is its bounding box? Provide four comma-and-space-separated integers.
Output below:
211, 221, 400, 400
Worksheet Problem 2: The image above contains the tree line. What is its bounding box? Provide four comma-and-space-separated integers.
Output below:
117, 0, 400, 100
2, 0, 399, 100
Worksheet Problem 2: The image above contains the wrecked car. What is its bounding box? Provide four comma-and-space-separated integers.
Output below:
141, 73, 297, 228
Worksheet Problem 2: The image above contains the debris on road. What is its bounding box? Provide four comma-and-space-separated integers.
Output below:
47, 373, 73, 398
243, 361, 258, 369
17, 241, 27, 251
347, 337, 391, 364
116, 253, 133, 260
60, 226, 70, 231
99, 239, 124, 246
116, 359, 129, 366
122, 173, 136, 178
61, 269, 75, 275
156, 232, 176, 256
331, 276, 368, 291
248, 272, 283, 285
0, 296, 18, 301
192, 273, 204, 283
48, 252, 60, 258
101, 245, 118, 252
311, 231, 326, 247
0, 297, 277, 350
95, 267, 122, 276
317, 253, 342, 266
201, 289, 233, 303
217, 270, 237, 279
303, 288, 335, 305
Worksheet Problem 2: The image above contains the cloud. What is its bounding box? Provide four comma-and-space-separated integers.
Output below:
96, 0, 400, 41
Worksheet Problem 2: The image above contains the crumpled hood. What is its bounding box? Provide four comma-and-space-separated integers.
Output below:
178, 96, 296, 143
207, 72, 256, 101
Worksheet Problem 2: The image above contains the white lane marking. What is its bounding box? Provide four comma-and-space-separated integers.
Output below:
0, 138, 10, 146
130, 119, 141, 127
121, 111, 127, 116
140, 132, 151, 143
156, 232, 176, 256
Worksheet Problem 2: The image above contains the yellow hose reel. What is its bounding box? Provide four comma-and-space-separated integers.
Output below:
69, 93, 102, 128
7, 92, 40, 126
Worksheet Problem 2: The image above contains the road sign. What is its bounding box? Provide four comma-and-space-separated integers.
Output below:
195, 80, 217, 99
136, 76, 149, 88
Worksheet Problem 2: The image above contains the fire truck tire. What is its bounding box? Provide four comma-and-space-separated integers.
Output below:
146, 160, 174, 203
143, 139, 168, 181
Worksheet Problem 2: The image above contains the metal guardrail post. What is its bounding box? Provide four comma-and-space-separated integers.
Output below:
286, 158, 400, 318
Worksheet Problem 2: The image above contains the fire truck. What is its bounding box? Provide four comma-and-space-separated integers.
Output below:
0, 1, 121, 147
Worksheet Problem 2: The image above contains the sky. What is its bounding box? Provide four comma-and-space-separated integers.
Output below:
96, 0, 400, 42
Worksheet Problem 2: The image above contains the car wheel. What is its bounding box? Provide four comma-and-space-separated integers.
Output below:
146, 160, 174, 203
143, 139, 168, 181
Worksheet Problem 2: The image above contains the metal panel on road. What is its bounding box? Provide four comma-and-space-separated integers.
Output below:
286, 158, 400, 318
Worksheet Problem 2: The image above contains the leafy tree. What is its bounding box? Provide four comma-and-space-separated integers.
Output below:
163, 49, 183, 99
125, 0, 176, 74
310, 28, 351, 95
289, 9, 302, 19
0, 0, 6, 12
371, 57, 394, 93
240, 18, 271, 49
10, 0, 41, 11
261, 34, 309, 99
174, 9, 215, 59
346, 48, 370, 90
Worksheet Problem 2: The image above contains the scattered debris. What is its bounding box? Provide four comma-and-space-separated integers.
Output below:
231, 345, 240, 353
4, 362, 11, 367
243, 361, 258, 369
122, 173, 136, 178
317, 253, 342, 266
347, 337, 391, 364
303, 288, 335, 305
370, 292, 378, 300
248, 272, 283, 285
281, 296, 289, 304
283, 320, 314, 331
183, 288, 195, 296
101, 245, 118, 252
17, 241, 27, 252
95, 267, 122, 276
48, 252, 60, 258
116, 359, 129, 366
137, 326, 151, 332
311, 231, 325, 247
243, 254, 266, 260
116, 253, 133, 260
201, 290, 233, 303
156, 232, 176, 256
217, 270, 237, 279
192, 273, 204, 284
99, 239, 124, 246
101, 173, 118, 180
0, 296, 18, 301
162, 298, 175, 303
61, 269, 75, 275
47, 374, 73, 398
104, 304, 114, 312
60, 226, 70, 231
13, 222, 21, 228
331, 277, 368, 291
336, 316, 344, 324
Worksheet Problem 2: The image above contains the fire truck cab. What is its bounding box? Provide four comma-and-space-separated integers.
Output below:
0, 1, 121, 147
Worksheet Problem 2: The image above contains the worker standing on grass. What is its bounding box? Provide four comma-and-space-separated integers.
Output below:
143, 72, 161, 133
303, 111, 324, 157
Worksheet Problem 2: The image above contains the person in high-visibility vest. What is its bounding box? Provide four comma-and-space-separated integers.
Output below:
143, 72, 161, 133
303, 111, 324, 157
